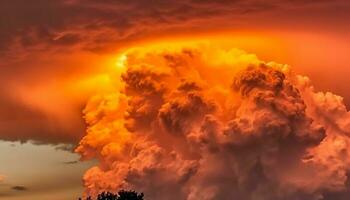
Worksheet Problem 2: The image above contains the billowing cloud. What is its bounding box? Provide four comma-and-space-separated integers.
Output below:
0, 0, 350, 147
76, 44, 350, 199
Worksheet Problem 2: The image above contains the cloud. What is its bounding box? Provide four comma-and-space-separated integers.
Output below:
1, 0, 349, 55
11, 186, 28, 191
62, 160, 79, 165
75, 44, 350, 199
0, 0, 349, 147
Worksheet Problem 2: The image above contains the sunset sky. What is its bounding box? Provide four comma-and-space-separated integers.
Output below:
1, 1, 350, 200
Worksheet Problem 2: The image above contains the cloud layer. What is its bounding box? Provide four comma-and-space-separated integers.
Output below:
76, 44, 350, 200
1, 0, 349, 55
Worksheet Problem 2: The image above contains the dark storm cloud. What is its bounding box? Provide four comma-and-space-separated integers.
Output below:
0, 0, 74, 51
52, 33, 82, 46
1, 0, 346, 55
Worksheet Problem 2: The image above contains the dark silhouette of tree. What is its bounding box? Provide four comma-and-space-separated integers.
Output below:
97, 192, 118, 200
79, 190, 144, 200
117, 190, 144, 200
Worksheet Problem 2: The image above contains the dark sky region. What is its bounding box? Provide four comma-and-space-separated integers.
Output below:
1, 1, 350, 200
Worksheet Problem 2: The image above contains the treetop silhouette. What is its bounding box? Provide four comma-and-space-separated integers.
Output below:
79, 190, 144, 200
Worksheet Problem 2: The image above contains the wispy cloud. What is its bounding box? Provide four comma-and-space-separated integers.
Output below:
11, 186, 28, 191
62, 160, 79, 165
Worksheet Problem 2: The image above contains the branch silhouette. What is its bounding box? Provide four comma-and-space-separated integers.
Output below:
79, 190, 144, 200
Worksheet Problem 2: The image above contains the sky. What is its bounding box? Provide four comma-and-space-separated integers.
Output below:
1, 0, 350, 200
0, 141, 95, 200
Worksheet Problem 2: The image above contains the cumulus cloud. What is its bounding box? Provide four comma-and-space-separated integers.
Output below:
1, 0, 350, 147
76, 44, 350, 200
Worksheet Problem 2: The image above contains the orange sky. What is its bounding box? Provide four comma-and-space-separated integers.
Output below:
2, 30, 350, 145
1, 0, 350, 199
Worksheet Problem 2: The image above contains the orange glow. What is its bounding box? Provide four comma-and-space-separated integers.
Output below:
73, 41, 350, 199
